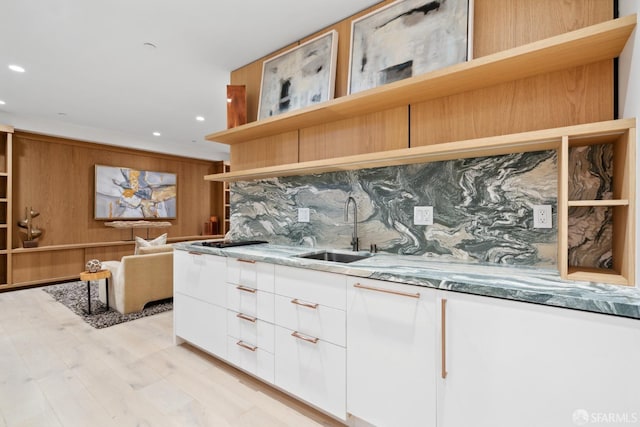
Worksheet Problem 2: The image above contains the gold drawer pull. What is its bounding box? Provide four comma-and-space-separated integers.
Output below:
236, 312, 257, 323
238, 259, 256, 264
354, 283, 420, 299
291, 298, 318, 309
187, 251, 203, 255
236, 285, 257, 294
441, 298, 448, 379
236, 340, 257, 352
291, 331, 319, 344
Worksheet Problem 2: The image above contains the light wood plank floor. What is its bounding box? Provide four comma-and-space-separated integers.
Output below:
0, 287, 343, 427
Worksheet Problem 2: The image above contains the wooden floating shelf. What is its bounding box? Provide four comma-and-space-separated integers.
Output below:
206, 119, 635, 182
567, 200, 630, 207
567, 267, 628, 286
205, 15, 636, 146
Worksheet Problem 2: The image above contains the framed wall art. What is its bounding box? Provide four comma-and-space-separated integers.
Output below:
257, 30, 338, 120
348, 0, 472, 95
94, 165, 177, 219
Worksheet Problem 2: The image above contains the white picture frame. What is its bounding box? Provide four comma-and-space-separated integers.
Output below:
348, 0, 473, 95
258, 30, 338, 120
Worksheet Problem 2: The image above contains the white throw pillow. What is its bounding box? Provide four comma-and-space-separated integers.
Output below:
134, 233, 167, 255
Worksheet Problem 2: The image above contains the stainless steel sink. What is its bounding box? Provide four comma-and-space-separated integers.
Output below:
296, 250, 373, 263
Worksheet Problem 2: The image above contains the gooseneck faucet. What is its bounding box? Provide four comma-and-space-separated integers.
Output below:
344, 196, 359, 251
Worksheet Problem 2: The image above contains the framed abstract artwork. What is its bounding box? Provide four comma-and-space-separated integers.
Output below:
348, 0, 472, 94
257, 30, 338, 120
94, 165, 177, 219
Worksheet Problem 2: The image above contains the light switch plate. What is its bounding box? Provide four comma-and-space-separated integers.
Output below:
414, 206, 433, 225
298, 208, 310, 223
533, 205, 552, 228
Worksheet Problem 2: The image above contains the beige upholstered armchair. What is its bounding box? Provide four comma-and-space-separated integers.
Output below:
99, 244, 174, 314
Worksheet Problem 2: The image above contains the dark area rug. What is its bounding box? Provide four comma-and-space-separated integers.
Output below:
43, 281, 172, 329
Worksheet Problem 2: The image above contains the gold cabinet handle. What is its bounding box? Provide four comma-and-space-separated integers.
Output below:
187, 251, 203, 255
354, 282, 420, 299
237, 259, 256, 264
236, 312, 257, 323
236, 340, 257, 352
441, 298, 448, 379
236, 285, 257, 294
291, 331, 319, 344
291, 298, 318, 309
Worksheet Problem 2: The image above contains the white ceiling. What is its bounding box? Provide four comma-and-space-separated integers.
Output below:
0, 0, 380, 160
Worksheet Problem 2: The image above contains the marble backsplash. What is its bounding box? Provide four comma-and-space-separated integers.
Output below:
228, 150, 560, 267
567, 144, 614, 269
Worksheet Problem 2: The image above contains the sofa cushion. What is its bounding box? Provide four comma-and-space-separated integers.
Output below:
137, 244, 173, 255
134, 233, 167, 255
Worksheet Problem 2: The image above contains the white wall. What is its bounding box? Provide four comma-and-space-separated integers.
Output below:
617, 1, 639, 287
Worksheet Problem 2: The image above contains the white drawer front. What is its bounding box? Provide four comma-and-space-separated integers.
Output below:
174, 293, 227, 359
274, 294, 345, 347
227, 310, 275, 354
227, 258, 275, 292
226, 283, 275, 323
226, 336, 274, 384
174, 250, 226, 305
274, 265, 346, 310
274, 325, 346, 420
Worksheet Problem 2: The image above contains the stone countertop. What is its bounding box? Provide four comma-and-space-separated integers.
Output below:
174, 241, 640, 320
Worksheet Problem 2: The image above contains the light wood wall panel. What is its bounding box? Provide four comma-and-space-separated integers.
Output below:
299, 106, 408, 162
13, 132, 219, 248
410, 62, 613, 146
230, 131, 299, 171
473, 0, 613, 57
12, 249, 84, 284
231, 0, 613, 126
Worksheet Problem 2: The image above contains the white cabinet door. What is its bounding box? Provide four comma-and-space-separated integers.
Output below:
174, 250, 226, 305
274, 265, 346, 310
227, 258, 275, 292
174, 293, 227, 358
274, 294, 346, 347
346, 277, 437, 427
226, 283, 275, 323
226, 336, 275, 383
227, 309, 275, 354
274, 325, 346, 420
438, 292, 640, 427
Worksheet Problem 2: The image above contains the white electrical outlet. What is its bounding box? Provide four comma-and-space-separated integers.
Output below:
533, 205, 552, 228
297, 208, 310, 223
414, 206, 433, 225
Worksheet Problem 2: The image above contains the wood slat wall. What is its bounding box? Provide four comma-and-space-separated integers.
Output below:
227, 0, 614, 170
12, 131, 220, 248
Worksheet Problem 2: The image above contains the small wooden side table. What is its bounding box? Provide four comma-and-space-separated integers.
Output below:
80, 269, 111, 314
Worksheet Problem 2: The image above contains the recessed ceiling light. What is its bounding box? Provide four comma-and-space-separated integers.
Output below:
0, 100, 5, 105
8, 64, 25, 73
196, 116, 205, 122
153, 131, 161, 136
143, 42, 157, 49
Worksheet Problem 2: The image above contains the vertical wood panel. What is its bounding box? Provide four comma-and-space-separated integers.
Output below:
85, 245, 134, 263
12, 249, 84, 283
410, 62, 613, 147
612, 129, 635, 283
473, 0, 613, 57
12, 132, 218, 247
230, 132, 299, 171
558, 136, 569, 279
299, 107, 408, 162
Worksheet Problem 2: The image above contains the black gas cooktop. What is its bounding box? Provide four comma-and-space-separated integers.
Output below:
199, 240, 268, 248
